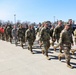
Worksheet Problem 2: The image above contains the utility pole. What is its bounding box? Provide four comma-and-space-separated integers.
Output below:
14, 14, 16, 24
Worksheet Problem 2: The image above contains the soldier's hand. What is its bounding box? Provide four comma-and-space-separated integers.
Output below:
53, 46, 56, 51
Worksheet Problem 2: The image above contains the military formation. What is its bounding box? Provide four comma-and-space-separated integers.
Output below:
0, 19, 76, 69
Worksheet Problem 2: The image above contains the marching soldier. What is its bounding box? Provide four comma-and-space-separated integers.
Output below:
71, 29, 76, 55
40, 22, 51, 60
31, 25, 36, 42
38, 22, 44, 48
68, 19, 76, 55
53, 20, 63, 52
17, 24, 25, 48
50, 25, 55, 46
74, 29, 76, 45
54, 23, 73, 68
25, 25, 35, 54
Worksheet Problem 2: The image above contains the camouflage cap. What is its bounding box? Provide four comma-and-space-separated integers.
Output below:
58, 20, 62, 22
65, 23, 70, 26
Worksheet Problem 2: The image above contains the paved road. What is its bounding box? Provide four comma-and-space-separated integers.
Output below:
0, 37, 76, 75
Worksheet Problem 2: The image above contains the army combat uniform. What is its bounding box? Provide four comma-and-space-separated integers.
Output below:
74, 29, 76, 44
40, 26, 50, 60
53, 24, 63, 52
25, 27, 35, 54
71, 29, 76, 55
54, 24, 73, 68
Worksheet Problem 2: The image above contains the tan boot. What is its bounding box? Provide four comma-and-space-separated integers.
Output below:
67, 60, 73, 69
42, 50, 45, 54
58, 54, 62, 61
71, 49, 76, 55
46, 56, 50, 60
67, 64, 73, 69
71, 50, 74, 55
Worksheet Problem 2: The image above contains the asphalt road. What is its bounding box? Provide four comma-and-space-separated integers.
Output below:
0, 36, 76, 75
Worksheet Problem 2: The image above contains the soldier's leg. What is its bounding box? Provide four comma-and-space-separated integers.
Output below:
64, 48, 73, 68
44, 41, 50, 60
28, 41, 33, 54
59, 45, 63, 53
9, 37, 12, 43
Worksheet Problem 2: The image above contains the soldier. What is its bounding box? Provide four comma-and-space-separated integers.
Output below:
70, 29, 76, 55
17, 24, 25, 48
74, 29, 76, 45
25, 25, 35, 54
40, 22, 51, 60
54, 23, 73, 68
38, 22, 44, 48
67, 19, 76, 55
31, 25, 36, 42
6, 24, 13, 43
53, 20, 63, 52
50, 25, 55, 46
12, 25, 18, 44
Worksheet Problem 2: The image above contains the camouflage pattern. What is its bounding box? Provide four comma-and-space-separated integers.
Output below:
25, 26, 35, 54
53, 25, 63, 42
74, 29, 76, 44
54, 25, 73, 68
17, 25, 26, 47
40, 25, 50, 59
5, 25, 13, 43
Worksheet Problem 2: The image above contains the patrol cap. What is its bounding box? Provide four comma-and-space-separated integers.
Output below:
58, 20, 62, 22
65, 23, 70, 26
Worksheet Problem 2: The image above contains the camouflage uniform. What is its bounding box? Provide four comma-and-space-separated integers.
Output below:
40, 26, 50, 59
53, 25, 63, 42
38, 23, 44, 48
6, 25, 13, 43
74, 29, 76, 44
25, 26, 35, 54
54, 24, 73, 68
50, 25, 54, 46
17, 25, 25, 47
71, 29, 76, 55
53, 24, 63, 52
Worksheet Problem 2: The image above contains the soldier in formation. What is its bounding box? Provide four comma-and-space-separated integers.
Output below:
54, 23, 73, 68
40, 22, 51, 60
25, 24, 36, 54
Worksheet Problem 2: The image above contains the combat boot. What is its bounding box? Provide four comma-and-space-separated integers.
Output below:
30, 47, 34, 54
67, 64, 73, 69
42, 50, 45, 55
71, 50, 74, 55
45, 51, 50, 60
58, 54, 62, 61
71, 49, 76, 55
46, 56, 50, 60
67, 60, 73, 69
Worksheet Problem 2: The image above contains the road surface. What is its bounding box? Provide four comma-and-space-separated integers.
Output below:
0, 37, 76, 75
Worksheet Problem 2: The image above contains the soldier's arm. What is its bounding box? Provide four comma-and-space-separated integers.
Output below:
39, 28, 44, 41
53, 27, 57, 38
